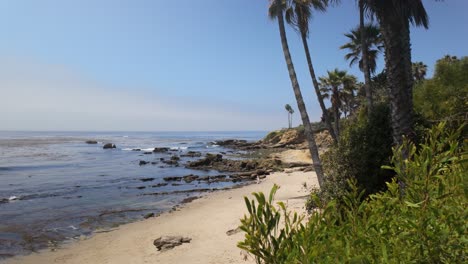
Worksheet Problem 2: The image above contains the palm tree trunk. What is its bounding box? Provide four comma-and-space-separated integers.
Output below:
379, 15, 415, 145
275, 2, 325, 188
359, 0, 374, 113
300, 32, 338, 143
332, 89, 340, 138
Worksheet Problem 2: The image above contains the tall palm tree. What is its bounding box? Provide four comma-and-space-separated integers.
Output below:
359, 0, 374, 111
319, 68, 348, 138
363, 0, 429, 145
285, 104, 294, 128
412, 61, 428, 82
340, 24, 383, 75
269, 0, 325, 187
282, 0, 338, 143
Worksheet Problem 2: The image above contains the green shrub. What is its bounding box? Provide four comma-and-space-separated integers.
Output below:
413, 56, 468, 122
312, 102, 393, 208
237, 185, 304, 264
239, 123, 467, 263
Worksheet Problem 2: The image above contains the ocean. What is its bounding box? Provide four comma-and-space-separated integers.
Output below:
0, 131, 266, 259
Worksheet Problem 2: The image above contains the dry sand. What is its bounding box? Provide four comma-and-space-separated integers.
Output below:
5, 170, 317, 264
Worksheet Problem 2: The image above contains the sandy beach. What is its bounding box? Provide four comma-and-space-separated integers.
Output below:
5, 169, 317, 264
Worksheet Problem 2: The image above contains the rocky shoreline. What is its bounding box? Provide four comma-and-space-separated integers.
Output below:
1, 128, 331, 260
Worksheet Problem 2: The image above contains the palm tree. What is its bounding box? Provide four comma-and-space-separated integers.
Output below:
363, 0, 429, 145
285, 104, 294, 128
269, 0, 325, 188
283, 0, 338, 143
412, 61, 427, 82
319, 68, 348, 138
340, 24, 383, 75
341, 75, 359, 118
359, 0, 374, 111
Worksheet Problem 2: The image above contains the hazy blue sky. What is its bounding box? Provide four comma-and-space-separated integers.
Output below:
0, 0, 466, 131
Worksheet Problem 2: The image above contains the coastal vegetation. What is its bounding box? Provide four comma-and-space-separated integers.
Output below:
239, 0, 467, 262
239, 124, 467, 263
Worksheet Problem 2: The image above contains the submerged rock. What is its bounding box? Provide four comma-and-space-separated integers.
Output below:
153, 236, 191, 251
139, 177, 155, 182
103, 143, 116, 149
182, 174, 199, 183
162, 160, 179, 166
163, 176, 182, 182
151, 183, 169, 188
139, 160, 149, 166
85, 140, 98, 144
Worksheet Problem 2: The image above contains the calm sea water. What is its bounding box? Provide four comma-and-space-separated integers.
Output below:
0, 131, 266, 259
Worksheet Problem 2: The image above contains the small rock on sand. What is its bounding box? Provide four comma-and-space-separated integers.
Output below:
153, 236, 191, 251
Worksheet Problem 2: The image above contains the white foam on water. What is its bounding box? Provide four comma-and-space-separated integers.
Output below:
122, 148, 133, 151
141, 148, 154, 152
8, 196, 19, 201
170, 147, 188, 151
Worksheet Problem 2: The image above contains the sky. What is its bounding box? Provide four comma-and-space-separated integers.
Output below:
0, 0, 466, 131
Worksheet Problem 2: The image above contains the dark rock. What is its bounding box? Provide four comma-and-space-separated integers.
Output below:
144, 213, 155, 219
163, 176, 182, 181
136, 186, 146, 190
144, 152, 152, 155
162, 160, 179, 166
181, 196, 199, 204
153, 147, 169, 153
132, 148, 141, 151
151, 183, 169, 188
85, 140, 98, 144
171, 155, 180, 161
160, 158, 165, 161
215, 139, 247, 146
226, 227, 241, 236
183, 174, 199, 183
139, 160, 149, 166
153, 236, 192, 251
180, 151, 202, 157
256, 169, 268, 176
187, 153, 222, 167
103, 143, 116, 149
151, 161, 158, 165
140, 177, 155, 182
